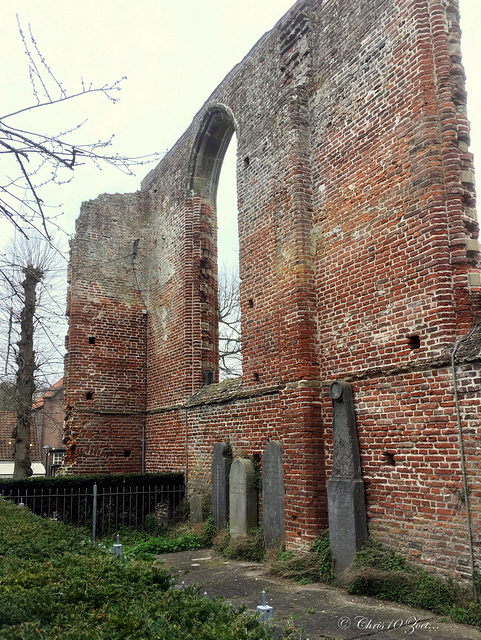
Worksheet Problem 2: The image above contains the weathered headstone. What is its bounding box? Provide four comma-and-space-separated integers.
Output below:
190, 493, 207, 525
211, 443, 232, 531
327, 380, 368, 575
229, 458, 257, 538
262, 441, 285, 547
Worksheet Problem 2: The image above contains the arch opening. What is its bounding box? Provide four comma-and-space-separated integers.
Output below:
189, 106, 242, 382
218, 139, 242, 379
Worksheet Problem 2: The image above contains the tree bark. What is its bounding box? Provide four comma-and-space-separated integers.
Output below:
13, 265, 43, 479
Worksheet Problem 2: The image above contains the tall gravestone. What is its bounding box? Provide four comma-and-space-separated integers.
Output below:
211, 443, 232, 531
262, 441, 285, 547
229, 458, 257, 538
327, 380, 368, 574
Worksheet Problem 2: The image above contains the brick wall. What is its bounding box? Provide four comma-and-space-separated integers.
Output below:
64, 0, 481, 581
64, 193, 149, 473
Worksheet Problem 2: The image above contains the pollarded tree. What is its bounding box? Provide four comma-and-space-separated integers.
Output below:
14, 262, 43, 477
0, 233, 65, 478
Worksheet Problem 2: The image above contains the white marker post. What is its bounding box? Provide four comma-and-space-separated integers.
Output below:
113, 534, 123, 557
257, 591, 273, 625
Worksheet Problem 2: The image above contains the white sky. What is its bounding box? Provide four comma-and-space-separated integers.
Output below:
1, 0, 480, 256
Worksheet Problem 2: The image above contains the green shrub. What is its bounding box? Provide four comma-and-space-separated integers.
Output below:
347, 567, 416, 601
312, 532, 335, 584
0, 499, 273, 640
450, 602, 481, 627
351, 538, 410, 572
201, 514, 217, 547
346, 538, 480, 626
407, 573, 457, 614
0, 472, 183, 493
268, 532, 334, 585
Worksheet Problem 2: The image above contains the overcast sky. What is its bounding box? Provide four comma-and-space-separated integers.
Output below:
1, 0, 480, 253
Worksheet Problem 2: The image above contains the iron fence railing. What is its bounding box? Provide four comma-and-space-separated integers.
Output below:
1, 482, 186, 540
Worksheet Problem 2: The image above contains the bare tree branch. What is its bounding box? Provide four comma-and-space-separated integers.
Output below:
218, 261, 242, 379
1, 18, 165, 238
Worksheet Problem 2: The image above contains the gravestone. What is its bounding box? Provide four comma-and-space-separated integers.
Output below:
190, 493, 207, 525
229, 458, 258, 537
211, 443, 232, 531
327, 380, 368, 575
262, 441, 285, 547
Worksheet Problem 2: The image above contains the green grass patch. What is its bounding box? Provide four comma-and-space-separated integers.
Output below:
0, 499, 273, 639
123, 529, 205, 560
100, 516, 217, 562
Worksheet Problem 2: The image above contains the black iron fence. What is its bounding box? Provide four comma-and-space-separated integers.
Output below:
1, 482, 186, 539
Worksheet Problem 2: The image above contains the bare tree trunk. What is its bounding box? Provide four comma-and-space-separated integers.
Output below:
13, 265, 43, 479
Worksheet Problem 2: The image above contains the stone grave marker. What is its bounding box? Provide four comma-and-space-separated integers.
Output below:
190, 493, 206, 525
262, 441, 285, 547
211, 442, 232, 531
229, 458, 257, 538
327, 380, 368, 575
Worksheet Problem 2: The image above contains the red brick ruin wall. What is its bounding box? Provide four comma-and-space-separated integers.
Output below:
65, 0, 481, 581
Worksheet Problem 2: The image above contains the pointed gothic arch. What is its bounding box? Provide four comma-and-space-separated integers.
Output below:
189, 104, 237, 203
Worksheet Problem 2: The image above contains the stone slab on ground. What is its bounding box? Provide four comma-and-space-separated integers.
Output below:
158, 549, 481, 640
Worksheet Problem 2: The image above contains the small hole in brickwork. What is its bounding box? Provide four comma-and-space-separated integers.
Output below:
248, 298, 254, 308
253, 372, 259, 381
384, 451, 396, 467
464, 219, 478, 235
243, 156, 250, 168
124, 450, 131, 458
203, 370, 215, 385
408, 335, 420, 350
86, 392, 93, 400
88, 336, 96, 344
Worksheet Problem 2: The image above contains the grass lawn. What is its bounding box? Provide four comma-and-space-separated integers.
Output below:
0, 498, 272, 639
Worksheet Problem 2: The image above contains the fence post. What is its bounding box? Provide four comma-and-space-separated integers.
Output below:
92, 483, 98, 542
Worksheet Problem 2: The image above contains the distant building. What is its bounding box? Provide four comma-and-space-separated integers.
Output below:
0, 378, 65, 477
33, 378, 65, 476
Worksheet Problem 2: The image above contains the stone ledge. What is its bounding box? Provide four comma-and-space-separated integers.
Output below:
184, 378, 282, 407
285, 379, 322, 390
460, 170, 476, 186
466, 240, 481, 253
468, 272, 481, 287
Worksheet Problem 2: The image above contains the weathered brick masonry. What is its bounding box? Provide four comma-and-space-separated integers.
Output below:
65, 0, 481, 580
